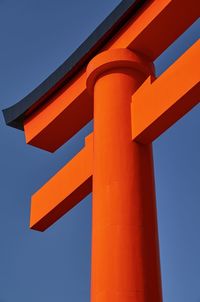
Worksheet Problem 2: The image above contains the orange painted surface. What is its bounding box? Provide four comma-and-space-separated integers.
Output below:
87, 49, 162, 302
23, 0, 199, 152
107, 0, 198, 59
22, 1, 200, 300
30, 133, 93, 231
132, 39, 200, 143
24, 71, 92, 152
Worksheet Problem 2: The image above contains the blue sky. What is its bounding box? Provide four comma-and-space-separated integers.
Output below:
0, 1, 199, 301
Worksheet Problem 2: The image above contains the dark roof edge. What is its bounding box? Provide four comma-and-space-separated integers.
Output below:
3, 0, 145, 130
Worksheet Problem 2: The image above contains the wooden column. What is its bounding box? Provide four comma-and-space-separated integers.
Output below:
87, 49, 162, 302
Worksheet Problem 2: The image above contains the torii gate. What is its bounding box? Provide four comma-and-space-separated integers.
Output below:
3, 0, 199, 301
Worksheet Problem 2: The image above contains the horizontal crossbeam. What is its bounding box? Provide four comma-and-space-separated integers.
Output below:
23, 0, 198, 152
30, 134, 93, 231
131, 39, 200, 143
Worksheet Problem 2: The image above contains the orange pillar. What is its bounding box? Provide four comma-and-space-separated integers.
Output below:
87, 49, 162, 302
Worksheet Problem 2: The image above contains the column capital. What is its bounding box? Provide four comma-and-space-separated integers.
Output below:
86, 48, 154, 94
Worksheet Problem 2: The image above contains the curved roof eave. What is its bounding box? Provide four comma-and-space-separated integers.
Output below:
2, 0, 145, 130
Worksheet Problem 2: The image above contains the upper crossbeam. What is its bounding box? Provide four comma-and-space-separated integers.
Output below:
23, 0, 198, 152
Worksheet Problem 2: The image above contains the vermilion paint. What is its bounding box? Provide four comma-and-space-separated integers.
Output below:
131, 40, 200, 143
4, 1, 199, 302
30, 134, 93, 231
23, 0, 198, 152
87, 49, 162, 302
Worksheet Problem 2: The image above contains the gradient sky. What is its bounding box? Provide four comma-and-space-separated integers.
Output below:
0, 1, 199, 301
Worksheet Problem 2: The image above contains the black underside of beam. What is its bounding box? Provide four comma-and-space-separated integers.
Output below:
2, 0, 145, 130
